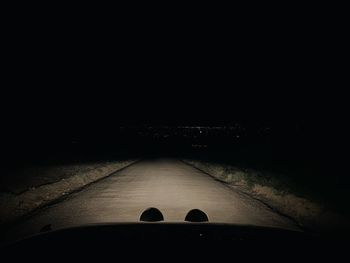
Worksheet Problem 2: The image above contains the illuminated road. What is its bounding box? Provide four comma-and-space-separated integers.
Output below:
4, 159, 299, 241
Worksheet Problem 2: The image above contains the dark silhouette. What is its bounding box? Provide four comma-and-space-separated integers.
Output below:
140, 207, 164, 222
185, 209, 209, 222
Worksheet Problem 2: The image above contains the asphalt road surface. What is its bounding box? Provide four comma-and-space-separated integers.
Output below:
3, 159, 300, 243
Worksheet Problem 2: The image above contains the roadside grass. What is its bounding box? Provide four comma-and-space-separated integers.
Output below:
184, 159, 347, 230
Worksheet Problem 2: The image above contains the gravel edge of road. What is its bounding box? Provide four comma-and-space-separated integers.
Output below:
0, 160, 137, 226
181, 159, 349, 233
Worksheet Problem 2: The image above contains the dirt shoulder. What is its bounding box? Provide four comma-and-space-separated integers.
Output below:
0, 160, 136, 225
183, 159, 349, 233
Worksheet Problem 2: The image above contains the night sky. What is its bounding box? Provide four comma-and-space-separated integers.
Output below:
2, 10, 346, 171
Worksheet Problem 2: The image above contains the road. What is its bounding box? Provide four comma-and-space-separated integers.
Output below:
3, 159, 299, 242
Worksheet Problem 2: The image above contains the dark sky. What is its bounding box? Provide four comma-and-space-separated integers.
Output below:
2, 59, 340, 142
2, 11, 346, 146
